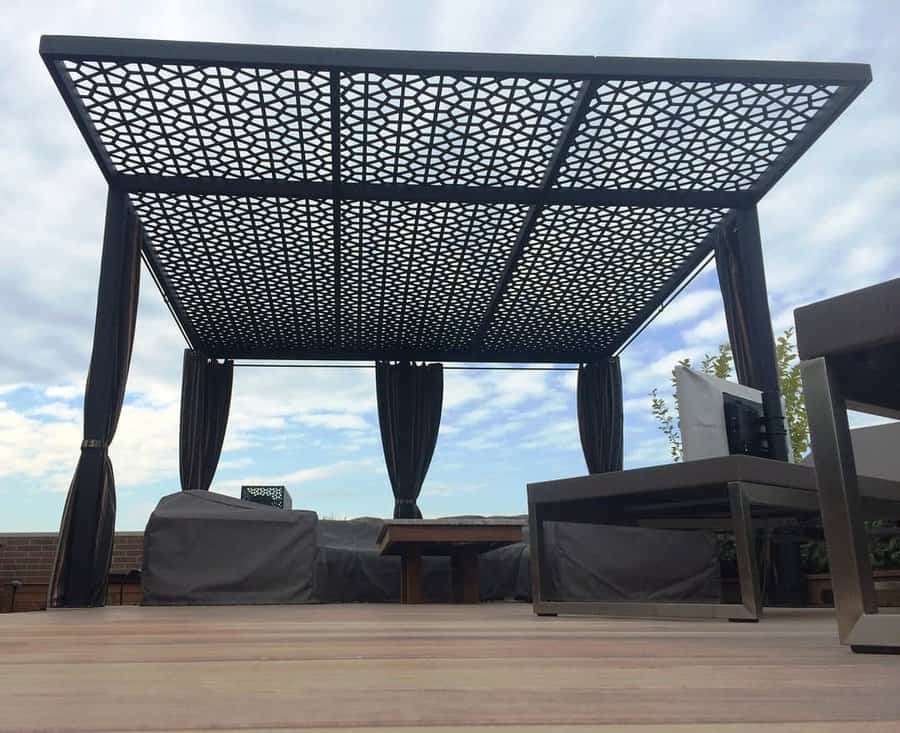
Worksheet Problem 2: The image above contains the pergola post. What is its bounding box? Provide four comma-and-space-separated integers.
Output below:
715, 206, 790, 461
48, 187, 141, 607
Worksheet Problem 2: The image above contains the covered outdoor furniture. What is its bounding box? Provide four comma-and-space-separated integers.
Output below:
797, 278, 900, 653
141, 504, 719, 606
143, 491, 317, 605
527, 455, 900, 621
317, 515, 721, 605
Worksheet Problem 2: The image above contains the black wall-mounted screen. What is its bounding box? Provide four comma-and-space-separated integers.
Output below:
723, 393, 768, 458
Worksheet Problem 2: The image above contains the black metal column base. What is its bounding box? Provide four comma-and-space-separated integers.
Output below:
851, 645, 900, 655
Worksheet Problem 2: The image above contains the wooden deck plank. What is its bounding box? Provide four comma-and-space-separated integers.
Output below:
0, 604, 898, 731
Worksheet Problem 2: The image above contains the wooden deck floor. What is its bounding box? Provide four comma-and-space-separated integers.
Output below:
1, 603, 898, 732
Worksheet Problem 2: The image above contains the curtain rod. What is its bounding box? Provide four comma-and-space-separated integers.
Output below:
232, 363, 577, 371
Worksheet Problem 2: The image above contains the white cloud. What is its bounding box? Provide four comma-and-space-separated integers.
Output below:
44, 385, 81, 400
627, 344, 719, 395
217, 456, 255, 470
521, 418, 579, 451
623, 396, 653, 413
29, 402, 80, 421
293, 412, 369, 431
625, 436, 672, 469
454, 418, 527, 452
0, 403, 81, 493
489, 370, 549, 408
683, 312, 728, 345
654, 289, 722, 327
442, 370, 489, 410
421, 480, 485, 498
215, 460, 364, 497
454, 406, 494, 426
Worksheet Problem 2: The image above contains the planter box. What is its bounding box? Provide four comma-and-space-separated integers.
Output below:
806, 569, 900, 608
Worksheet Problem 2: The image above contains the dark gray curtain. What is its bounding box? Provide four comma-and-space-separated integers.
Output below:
715, 207, 789, 460
49, 189, 141, 607
375, 361, 443, 519
577, 358, 624, 474
180, 349, 234, 491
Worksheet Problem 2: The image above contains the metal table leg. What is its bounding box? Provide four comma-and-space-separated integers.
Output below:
802, 356, 898, 653
728, 482, 762, 621
529, 503, 556, 616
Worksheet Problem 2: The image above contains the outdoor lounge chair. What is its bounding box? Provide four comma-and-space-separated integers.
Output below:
797, 278, 900, 653
528, 456, 900, 622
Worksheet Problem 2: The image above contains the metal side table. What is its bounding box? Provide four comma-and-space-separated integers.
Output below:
797, 278, 900, 653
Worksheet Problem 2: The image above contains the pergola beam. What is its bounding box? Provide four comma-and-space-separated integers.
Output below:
115, 174, 750, 209
206, 346, 611, 364
40, 35, 872, 85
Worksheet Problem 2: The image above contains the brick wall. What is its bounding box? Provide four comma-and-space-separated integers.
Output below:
0, 532, 144, 612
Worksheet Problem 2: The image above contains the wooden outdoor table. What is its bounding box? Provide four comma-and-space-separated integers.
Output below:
376, 520, 523, 604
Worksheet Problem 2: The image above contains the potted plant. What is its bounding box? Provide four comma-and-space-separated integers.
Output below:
653, 330, 900, 607
803, 522, 900, 607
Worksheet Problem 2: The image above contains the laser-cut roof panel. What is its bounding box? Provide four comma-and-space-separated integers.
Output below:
482, 206, 728, 356
41, 36, 870, 362
556, 80, 843, 193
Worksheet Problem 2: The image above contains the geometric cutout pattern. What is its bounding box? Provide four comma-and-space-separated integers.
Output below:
557, 81, 840, 192
484, 206, 727, 355
339, 200, 528, 352
43, 38, 868, 361
64, 61, 332, 181
341, 74, 580, 186
130, 192, 336, 354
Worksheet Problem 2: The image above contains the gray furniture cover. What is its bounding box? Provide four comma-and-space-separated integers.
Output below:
540, 523, 720, 602
143, 496, 718, 605
143, 490, 317, 605
314, 517, 403, 602
314, 516, 718, 604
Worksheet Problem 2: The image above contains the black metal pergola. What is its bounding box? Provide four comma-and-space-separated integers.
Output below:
40, 36, 870, 607
42, 36, 870, 364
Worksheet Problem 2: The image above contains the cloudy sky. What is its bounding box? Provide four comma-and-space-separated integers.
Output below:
1, 1, 898, 531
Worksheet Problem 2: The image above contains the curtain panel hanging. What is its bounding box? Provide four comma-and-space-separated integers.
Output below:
715, 207, 789, 460
375, 361, 443, 519
49, 189, 141, 608
577, 358, 624, 474
180, 349, 234, 491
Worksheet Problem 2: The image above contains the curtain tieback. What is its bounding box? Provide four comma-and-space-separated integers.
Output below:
395, 498, 417, 505
81, 439, 108, 450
